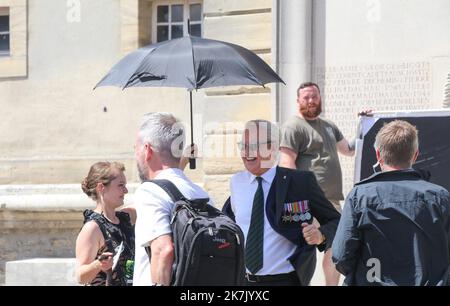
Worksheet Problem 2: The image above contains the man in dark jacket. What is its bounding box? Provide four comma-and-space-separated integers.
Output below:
223, 119, 340, 286
332, 120, 450, 286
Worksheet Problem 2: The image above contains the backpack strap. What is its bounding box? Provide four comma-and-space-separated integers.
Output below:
148, 179, 186, 202
142, 179, 186, 270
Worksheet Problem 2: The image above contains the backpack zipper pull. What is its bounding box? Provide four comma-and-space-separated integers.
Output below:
235, 233, 240, 245
170, 211, 179, 224
208, 227, 214, 236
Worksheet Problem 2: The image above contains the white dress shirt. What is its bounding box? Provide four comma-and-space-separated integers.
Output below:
230, 166, 297, 275
132, 168, 211, 286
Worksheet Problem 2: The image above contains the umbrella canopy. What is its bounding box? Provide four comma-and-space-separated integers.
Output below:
95, 35, 285, 169
95, 35, 284, 90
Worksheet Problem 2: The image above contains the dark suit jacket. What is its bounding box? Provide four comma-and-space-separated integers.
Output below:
223, 166, 341, 285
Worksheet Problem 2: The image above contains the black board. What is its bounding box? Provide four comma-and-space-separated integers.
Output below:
357, 110, 450, 192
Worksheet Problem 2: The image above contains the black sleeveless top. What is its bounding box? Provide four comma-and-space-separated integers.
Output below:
83, 209, 135, 286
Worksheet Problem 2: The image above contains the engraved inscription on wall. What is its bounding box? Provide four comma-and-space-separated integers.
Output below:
314, 61, 432, 195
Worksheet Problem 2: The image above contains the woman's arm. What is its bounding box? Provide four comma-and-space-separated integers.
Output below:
75, 221, 113, 284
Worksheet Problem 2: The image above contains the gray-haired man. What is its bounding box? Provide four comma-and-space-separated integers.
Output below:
132, 112, 210, 286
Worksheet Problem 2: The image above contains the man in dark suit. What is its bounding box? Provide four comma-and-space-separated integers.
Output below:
223, 119, 340, 286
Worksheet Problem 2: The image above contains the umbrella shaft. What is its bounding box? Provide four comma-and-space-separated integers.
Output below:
189, 91, 196, 170
190, 91, 194, 145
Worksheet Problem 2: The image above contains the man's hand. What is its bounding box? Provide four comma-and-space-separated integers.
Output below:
301, 223, 325, 245
179, 143, 198, 170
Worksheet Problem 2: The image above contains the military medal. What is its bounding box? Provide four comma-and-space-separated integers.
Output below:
304, 211, 312, 221
290, 201, 298, 222
296, 200, 311, 223
282, 215, 292, 222
283, 202, 292, 223
299, 200, 312, 223
284, 201, 312, 223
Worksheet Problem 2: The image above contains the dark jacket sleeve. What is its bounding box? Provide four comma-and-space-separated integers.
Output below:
306, 172, 341, 251
331, 188, 361, 277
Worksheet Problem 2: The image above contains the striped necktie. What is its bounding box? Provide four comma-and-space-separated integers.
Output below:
245, 176, 264, 274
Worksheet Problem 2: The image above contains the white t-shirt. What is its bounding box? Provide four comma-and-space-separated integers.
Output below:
230, 166, 297, 275
132, 168, 211, 286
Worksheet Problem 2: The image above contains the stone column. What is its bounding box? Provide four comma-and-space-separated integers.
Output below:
120, 0, 139, 55
273, 0, 313, 124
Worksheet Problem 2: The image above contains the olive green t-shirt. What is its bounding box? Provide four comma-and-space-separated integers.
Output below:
280, 116, 344, 200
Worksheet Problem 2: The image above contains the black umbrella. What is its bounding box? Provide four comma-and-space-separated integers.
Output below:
95, 35, 284, 169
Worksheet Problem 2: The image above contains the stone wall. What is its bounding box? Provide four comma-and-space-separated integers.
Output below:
202, 0, 274, 206
0, 183, 137, 285
6, 258, 79, 286
0, 214, 80, 284
0, 0, 204, 186
311, 0, 450, 195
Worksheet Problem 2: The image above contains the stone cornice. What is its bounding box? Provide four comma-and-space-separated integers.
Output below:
0, 183, 138, 211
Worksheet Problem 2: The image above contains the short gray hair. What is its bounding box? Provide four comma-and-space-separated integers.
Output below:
138, 112, 185, 164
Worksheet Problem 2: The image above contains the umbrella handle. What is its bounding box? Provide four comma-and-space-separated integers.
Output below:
189, 91, 196, 170
189, 158, 196, 169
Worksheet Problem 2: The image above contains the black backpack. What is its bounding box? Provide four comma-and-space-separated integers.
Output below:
150, 179, 246, 286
